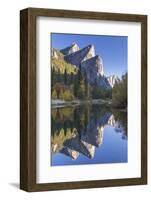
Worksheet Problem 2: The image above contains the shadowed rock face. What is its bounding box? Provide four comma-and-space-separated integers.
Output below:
60, 43, 80, 55
81, 55, 112, 89
56, 111, 115, 159
64, 45, 95, 66
80, 112, 112, 148
63, 137, 94, 159
60, 147, 79, 160
53, 43, 118, 89
81, 55, 104, 77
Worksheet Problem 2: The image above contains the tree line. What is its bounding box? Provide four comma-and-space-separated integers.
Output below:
112, 73, 127, 109
51, 65, 112, 101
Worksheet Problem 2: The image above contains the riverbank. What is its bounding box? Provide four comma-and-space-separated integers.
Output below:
51, 99, 127, 112
51, 99, 112, 108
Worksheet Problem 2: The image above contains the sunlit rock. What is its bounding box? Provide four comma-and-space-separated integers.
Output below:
81, 141, 95, 159
107, 114, 116, 126
60, 42, 80, 55
64, 45, 95, 66
107, 75, 119, 88
59, 146, 79, 160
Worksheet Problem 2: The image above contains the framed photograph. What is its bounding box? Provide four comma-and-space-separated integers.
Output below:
20, 8, 147, 191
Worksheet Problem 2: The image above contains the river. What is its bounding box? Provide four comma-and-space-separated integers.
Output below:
51, 104, 127, 166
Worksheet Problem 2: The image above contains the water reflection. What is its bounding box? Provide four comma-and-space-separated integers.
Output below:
51, 105, 127, 166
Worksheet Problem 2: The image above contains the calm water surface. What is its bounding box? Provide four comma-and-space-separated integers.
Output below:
51, 104, 127, 166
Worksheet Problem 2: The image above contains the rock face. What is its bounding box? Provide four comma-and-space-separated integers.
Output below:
56, 43, 118, 89
80, 55, 112, 89
81, 55, 104, 77
64, 44, 95, 66
51, 48, 58, 59
107, 75, 118, 88
60, 42, 80, 55
57, 111, 115, 159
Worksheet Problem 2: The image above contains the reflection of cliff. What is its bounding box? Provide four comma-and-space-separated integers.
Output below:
60, 147, 79, 160
51, 106, 118, 160
64, 137, 95, 159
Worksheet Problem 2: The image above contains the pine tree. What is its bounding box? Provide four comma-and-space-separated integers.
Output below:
75, 65, 83, 99
112, 72, 127, 108
84, 72, 89, 99
64, 69, 67, 85
51, 68, 55, 87
77, 64, 82, 85
74, 74, 78, 98
70, 72, 74, 85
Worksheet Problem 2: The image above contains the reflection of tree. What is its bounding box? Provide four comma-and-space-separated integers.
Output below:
51, 105, 126, 160
112, 109, 127, 139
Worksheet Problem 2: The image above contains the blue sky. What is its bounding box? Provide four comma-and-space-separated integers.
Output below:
51, 33, 127, 78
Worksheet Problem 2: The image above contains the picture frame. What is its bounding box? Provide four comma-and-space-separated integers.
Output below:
20, 7, 147, 192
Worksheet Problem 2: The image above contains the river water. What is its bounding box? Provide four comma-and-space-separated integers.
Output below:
51, 104, 127, 166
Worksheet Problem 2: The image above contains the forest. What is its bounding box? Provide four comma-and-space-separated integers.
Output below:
51, 51, 127, 109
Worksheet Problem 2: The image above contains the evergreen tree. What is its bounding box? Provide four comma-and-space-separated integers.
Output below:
85, 78, 88, 98
70, 72, 74, 85
84, 107, 89, 132
56, 72, 61, 83
74, 65, 84, 99
112, 73, 127, 108
73, 67, 81, 98
64, 69, 67, 85
83, 70, 91, 99
51, 68, 55, 87
74, 74, 79, 98
77, 64, 83, 85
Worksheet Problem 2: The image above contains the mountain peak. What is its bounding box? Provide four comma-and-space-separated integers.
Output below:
107, 75, 119, 88
60, 43, 80, 55
64, 44, 95, 66
81, 55, 104, 77
71, 42, 78, 46
86, 44, 95, 59
52, 42, 118, 89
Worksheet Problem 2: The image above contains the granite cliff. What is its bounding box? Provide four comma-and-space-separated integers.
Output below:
52, 43, 118, 89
